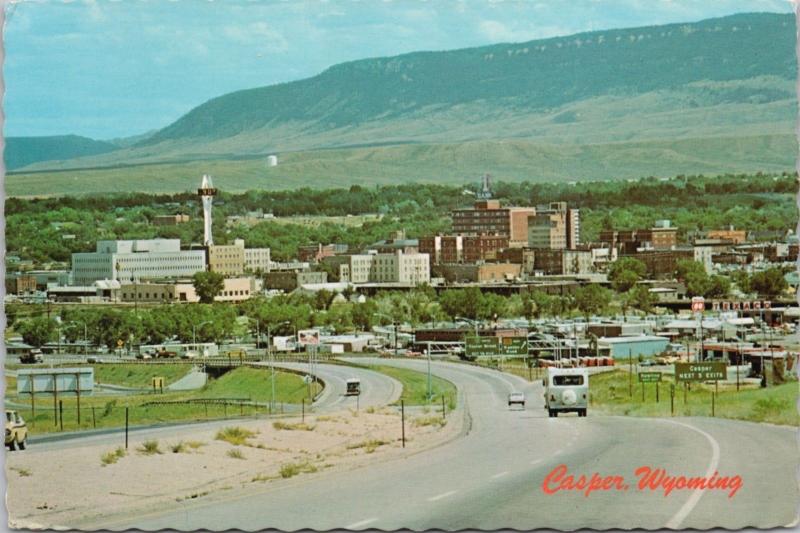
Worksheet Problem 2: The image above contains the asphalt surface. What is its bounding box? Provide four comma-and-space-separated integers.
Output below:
22, 363, 396, 453
84, 358, 798, 531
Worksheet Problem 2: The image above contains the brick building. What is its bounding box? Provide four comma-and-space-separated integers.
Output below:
451, 200, 534, 247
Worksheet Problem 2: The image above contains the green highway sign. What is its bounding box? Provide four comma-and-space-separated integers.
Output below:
499, 337, 528, 356
465, 336, 528, 357
674, 362, 726, 382
638, 372, 662, 383
465, 336, 499, 357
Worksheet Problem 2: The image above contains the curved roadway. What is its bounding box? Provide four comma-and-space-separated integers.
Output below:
27, 363, 398, 453
77, 359, 799, 530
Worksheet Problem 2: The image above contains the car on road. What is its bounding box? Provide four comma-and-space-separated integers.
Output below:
543, 367, 588, 417
5, 410, 27, 450
135, 352, 153, 360
508, 392, 525, 409
345, 378, 361, 396
181, 350, 200, 359
87, 356, 103, 364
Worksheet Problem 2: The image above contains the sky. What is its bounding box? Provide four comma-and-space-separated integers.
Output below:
3, 0, 794, 140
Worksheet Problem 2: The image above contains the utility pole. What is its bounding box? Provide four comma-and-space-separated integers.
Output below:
427, 341, 432, 402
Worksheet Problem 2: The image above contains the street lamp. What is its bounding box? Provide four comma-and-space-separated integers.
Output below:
267, 320, 291, 412
192, 321, 213, 346
376, 312, 399, 356
68, 321, 88, 355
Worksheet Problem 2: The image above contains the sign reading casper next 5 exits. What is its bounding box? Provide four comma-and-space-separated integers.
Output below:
674, 362, 726, 382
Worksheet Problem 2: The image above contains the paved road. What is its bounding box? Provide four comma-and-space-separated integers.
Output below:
24, 363, 396, 453
255, 361, 402, 412
91, 358, 797, 531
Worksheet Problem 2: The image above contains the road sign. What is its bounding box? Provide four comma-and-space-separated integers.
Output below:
638, 372, 662, 383
117, 339, 124, 347
465, 336, 499, 356
675, 362, 726, 382
691, 297, 705, 313
499, 337, 528, 356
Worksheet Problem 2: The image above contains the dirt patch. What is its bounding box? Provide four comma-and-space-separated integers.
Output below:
6, 406, 461, 529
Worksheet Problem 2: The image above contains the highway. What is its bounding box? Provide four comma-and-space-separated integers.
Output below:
25, 362, 398, 453
89, 358, 798, 531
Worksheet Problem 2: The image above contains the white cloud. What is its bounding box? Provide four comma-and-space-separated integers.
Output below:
221, 21, 289, 53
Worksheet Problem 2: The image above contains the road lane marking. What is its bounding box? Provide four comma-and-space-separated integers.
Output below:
663, 420, 721, 529
427, 490, 458, 502
530, 459, 543, 466
491, 471, 509, 479
345, 518, 378, 529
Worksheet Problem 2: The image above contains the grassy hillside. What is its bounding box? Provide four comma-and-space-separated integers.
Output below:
12, 12, 796, 175
5, 135, 117, 170
7, 133, 795, 197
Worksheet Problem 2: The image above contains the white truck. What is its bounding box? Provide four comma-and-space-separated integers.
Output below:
543, 367, 589, 417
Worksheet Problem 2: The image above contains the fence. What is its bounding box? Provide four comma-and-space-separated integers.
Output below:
17, 396, 298, 437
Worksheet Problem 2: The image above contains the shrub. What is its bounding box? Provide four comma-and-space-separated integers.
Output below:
227, 449, 245, 460
137, 439, 162, 455
279, 461, 318, 478
273, 421, 315, 431
101, 446, 127, 466
347, 439, 391, 453
413, 415, 447, 428
170, 441, 187, 454
215, 426, 257, 446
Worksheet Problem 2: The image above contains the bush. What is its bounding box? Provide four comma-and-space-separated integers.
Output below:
272, 421, 315, 431
413, 415, 447, 428
137, 440, 162, 455
215, 426, 257, 446
101, 446, 127, 466
279, 461, 318, 479
346, 439, 391, 453
227, 449, 245, 460
170, 441, 187, 454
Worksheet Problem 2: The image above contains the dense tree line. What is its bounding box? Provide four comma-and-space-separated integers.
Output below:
7, 172, 795, 263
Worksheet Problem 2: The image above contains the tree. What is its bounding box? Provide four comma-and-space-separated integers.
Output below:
573, 284, 611, 321
676, 260, 710, 297
627, 285, 656, 314
750, 267, 789, 298
192, 271, 225, 304
608, 258, 647, 293
18, 316, 57, 347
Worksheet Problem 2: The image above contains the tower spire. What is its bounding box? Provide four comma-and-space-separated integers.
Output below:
197, 174, 217, 246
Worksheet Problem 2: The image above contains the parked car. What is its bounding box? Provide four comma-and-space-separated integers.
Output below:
5, 410, 27, 450
543, 367, 588, 417
508, 392, 526, 409
19, 349, 43, 364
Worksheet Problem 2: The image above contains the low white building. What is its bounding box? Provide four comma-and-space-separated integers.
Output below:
71, 239, 206, 285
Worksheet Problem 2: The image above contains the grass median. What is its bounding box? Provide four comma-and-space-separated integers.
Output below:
8, 366, 322, 436
589, 369, 799, 426
360, 364, 457, 409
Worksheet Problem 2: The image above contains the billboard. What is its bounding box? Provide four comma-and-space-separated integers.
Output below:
17, 368, 94, 394
297, 329, 320, 346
